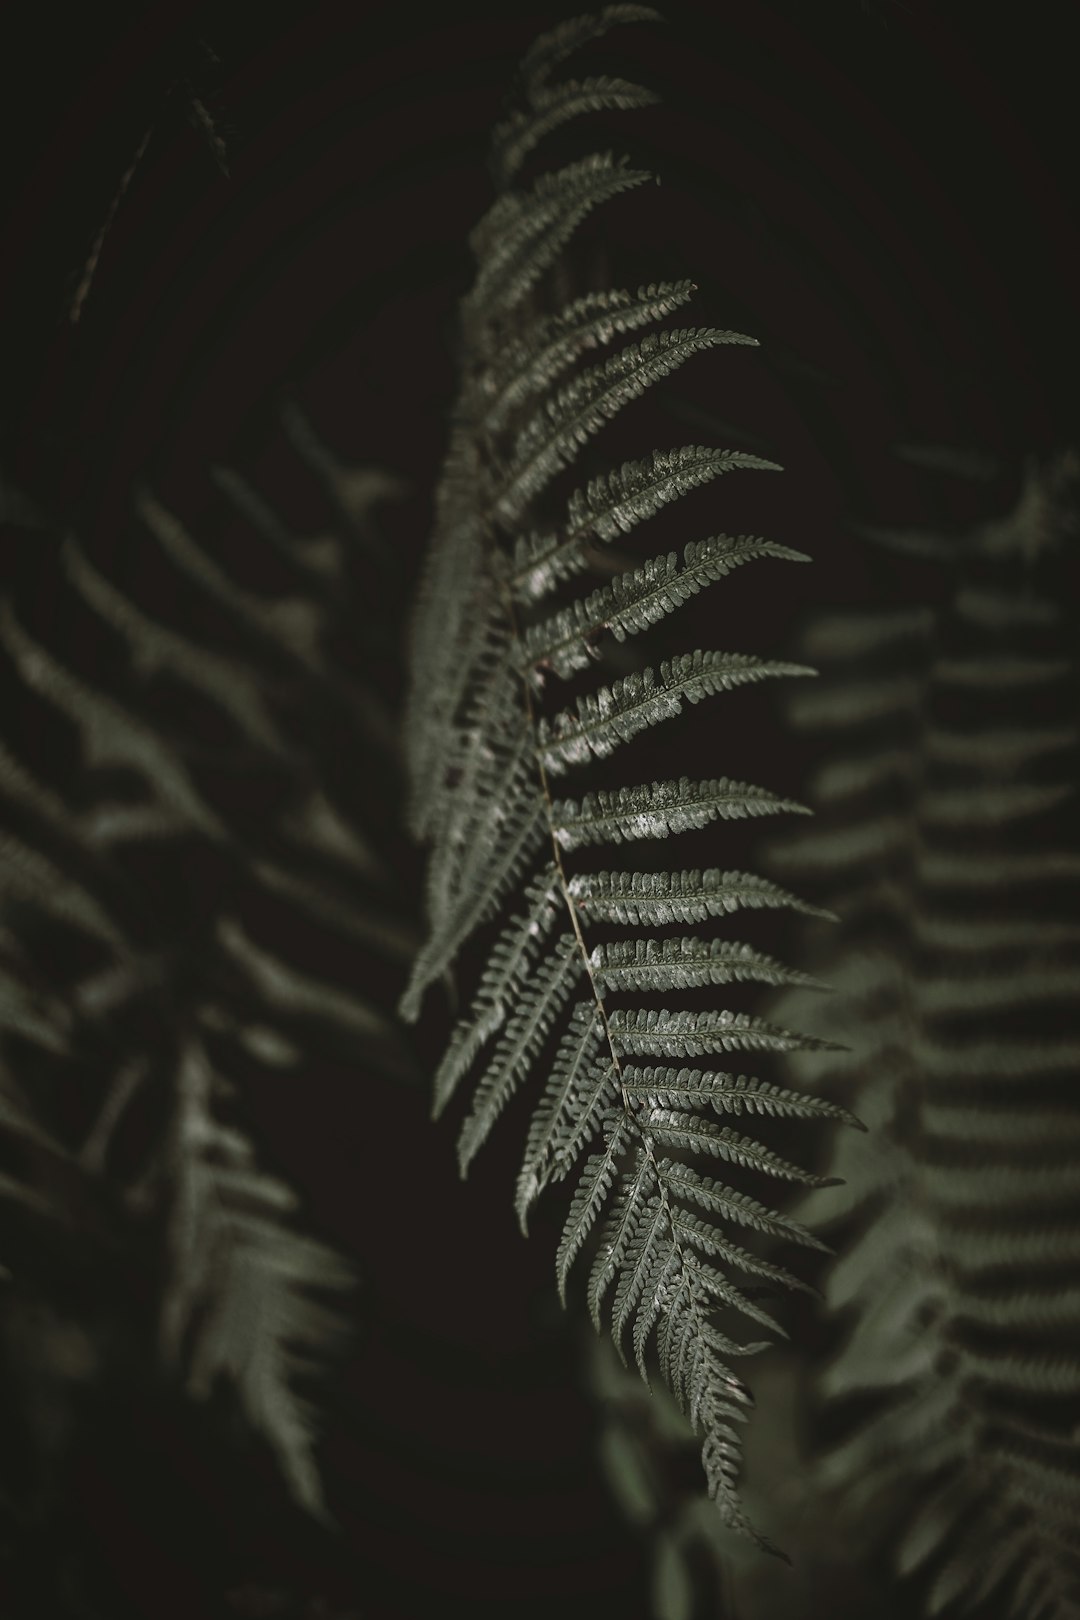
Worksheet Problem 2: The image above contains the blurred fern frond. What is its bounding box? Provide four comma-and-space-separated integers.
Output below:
771, 450, 1080, 1619
0, 412, 414, 1520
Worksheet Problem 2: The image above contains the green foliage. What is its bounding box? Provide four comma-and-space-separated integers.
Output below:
772, 452, 1080, 1618
0, 415, 411, 1519
400, 6, 847, 1549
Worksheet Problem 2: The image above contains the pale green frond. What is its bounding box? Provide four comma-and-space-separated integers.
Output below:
400, 8, 836, 1555
643, 1109, 832, 1184
420, 665, 530, 941
433, 869, 561, 1118
399, 794, 546, 1021
609, 1007, 841, 1058
659, 1162, 832, 1251
587, 1148, 658, 1327
424, 699, 533, 938
497, 331, 759, 527
621, 1066, 862, 1127
467, 153, 651, 332
484, 281, 696, 434
538, 652, 812, 773
671, 1210, 815, 1295
512, 447, 780, 603
552, 777, 810, 850
456, 936, 584, 1173
518, 5, 663, 96
611, 1195, 671, 1356
164, 1042, 353, 1521
592, 936, 824, 993
516, 1005, 612, 1227
521, 534, 808, 678
640, 1250, 688, 1383
405, 538, 503, 838
557, 1115, 630, 1301
685, 1256, 786, 1337
569, 866, 833, 925
786, 669, 923, 731
492, 74, 659, 187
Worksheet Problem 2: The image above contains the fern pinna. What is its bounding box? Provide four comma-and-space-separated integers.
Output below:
400, 5, 853, 1547
772, 451, 1080, 1617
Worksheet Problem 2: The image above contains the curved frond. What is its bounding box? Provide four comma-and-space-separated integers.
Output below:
0, 417, 413, 1520
401, 11, 844, 1552
774, 452, 1080, 1616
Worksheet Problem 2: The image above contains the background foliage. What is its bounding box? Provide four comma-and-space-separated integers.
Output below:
1, 3, 1077, 1617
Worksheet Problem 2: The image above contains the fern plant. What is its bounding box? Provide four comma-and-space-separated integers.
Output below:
400, 4, 856, 1548
0, 414, 412, 1528
770, 450, 1080, 1617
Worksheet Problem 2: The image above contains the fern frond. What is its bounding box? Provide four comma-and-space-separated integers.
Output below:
467, 152, 652, 328
432, 869, 561, 1117
569, 866, 834, 924
608, 1007, 839, 1058
484, 281, 695, 434
556, 1113, 628, 1300
456, 932, 584, 1173
512, 446, 780, 603
641, 1109, 831, 1185
498, 337, 762, 529
774, 451, 1080, 1616
592, 936, 823, 992
518, 5, 663, 97
620, 1065, 862, 1127
515, 1004, 612, 1225
1, 421, 413, 1523
492, 74, 660, 187
162, 1040, 353, 1519
552, 776, 810, 850
522, 535, 808, 678
400, 9, 845, 1553
537, 651, 813, 772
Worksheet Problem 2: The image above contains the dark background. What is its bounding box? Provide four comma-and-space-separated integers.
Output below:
1, 3, 1077, 1617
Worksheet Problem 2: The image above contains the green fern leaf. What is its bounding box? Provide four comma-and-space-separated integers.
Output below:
498, 338, 761, 528
569, 866, 834, 925
401, 10, 844, 1552
467, 152, 652, 327
592, 936, 824, 993
551, 776, 810, 850
773, 454, 1080, 1615
537, 651, 814, 772
492, 74, 660, 187
518, 5, 663, 94
512, 448, 781, 604
522, 534, 809, 679
484, 281, 696, 434
621, 1065, 862, 1127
